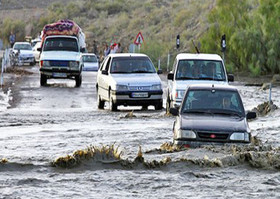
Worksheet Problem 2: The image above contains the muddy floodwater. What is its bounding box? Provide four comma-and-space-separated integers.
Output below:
0, 66, 280, 198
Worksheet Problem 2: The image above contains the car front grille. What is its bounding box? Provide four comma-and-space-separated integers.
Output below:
197, 132, 229, 140
128, 86, 151, 91
50, 61, 69, 67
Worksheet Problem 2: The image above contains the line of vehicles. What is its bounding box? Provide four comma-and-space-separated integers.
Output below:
20, 20, 256, 147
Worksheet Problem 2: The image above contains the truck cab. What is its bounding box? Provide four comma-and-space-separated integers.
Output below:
39, 35, 83, 87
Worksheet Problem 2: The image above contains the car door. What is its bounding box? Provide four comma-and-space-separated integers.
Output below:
97, 56, 111, 101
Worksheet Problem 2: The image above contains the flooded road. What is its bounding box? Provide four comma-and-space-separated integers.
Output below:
0, 66, 280, 198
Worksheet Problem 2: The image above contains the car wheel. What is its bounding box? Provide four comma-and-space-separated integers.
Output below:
166, 96, 171, 114
40, 74, 47, 86
75, 75, 82, 87
97, 94, 105, 109
155, 100, 163, 110
109, 91, 117, 111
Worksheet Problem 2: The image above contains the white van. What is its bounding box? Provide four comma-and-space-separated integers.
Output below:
166, 53, 234, 112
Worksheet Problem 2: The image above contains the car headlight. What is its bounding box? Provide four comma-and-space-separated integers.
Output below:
175, 127, 196, 139
151, 84, 161, 90
69, 61, 79, 68
230, 132, 250, 141
116, 85, 128, 91
41, 61, 50, 67
175, 90, 185, 99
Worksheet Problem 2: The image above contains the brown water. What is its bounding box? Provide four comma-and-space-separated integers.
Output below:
0, 67, 279, 198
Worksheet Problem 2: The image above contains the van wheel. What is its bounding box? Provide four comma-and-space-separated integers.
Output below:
97, 94, 104, 109
166, 96, 171, 114
155, 100, 163, 110
75, 75, 82, 87
40, 74, 47, 86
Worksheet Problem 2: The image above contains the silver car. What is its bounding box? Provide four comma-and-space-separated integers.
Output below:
96, 53, 163, 111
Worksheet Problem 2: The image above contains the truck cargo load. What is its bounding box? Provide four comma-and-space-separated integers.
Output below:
41, 19, 86, 49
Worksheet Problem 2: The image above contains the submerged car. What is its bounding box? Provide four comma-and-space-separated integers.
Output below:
13, 42, 35, 66
170, 84, 256, 147
82, 53, 99, 71
96, 53, 163, 111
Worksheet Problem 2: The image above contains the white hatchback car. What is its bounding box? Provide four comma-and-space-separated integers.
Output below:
81, 53, 99, 71
166, 53, 234, 112
96, 53, 163, 111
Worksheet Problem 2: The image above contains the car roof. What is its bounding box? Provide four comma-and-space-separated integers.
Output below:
176, 53, 223, 61
82, 53, 97, 56
187, 84, 238, 92
108, 53, 148, 58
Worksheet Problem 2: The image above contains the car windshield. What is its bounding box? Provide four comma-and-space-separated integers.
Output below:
43, 37, 78, 52
110, 57, 156, 74
181, 89, 245, 116
175, 60, 226, 81
14, 44, 32, 50
83, 55, 97, 63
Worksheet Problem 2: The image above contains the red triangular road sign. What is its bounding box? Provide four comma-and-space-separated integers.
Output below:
134, 32, 144, 45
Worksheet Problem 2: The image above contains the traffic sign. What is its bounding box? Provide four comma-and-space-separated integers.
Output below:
134, 32, 144, 45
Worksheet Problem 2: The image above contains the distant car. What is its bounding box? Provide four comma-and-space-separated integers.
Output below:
82, 53, 99, 71
33, 41, 41, 62
96, 53, 163, 111
13, 42, 35, 66
166, 53, 234, 113
170, 84, 256, 147
31, 38, 41, 48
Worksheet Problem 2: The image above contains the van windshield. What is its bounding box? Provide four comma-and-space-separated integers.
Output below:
176, 60, 226, 81
110, 57, 156, 74
43, 37, 78, 52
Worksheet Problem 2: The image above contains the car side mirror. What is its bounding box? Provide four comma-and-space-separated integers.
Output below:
102, 70, 108, 75
37, 47, 42, 52
169, 108, 179, 116
246, 111, 256, 119
157, 69, 162, 74
81, 48, 86, 53
228, 74, 234, 82
167, 73, 174, 80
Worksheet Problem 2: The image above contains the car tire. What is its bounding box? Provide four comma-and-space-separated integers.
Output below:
97, 94, 105, 109
155, 100, 163, 110
75, 75, 82, 87
109, 91, 117, 111
40, 74, 47, 86
166, 96, 171, 114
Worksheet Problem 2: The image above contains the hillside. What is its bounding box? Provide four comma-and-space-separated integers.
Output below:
0, 0, 215, 68
1, 0, 279, 75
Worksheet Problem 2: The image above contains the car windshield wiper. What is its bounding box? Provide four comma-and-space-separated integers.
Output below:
197, 77, 225, 81
132, 70, 153, 73
111, 71, 130, 73
212, 111, 243, 117
176, 77, 195, 80
182, 109, 213, 114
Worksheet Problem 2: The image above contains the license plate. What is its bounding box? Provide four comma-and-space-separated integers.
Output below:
53, 73, 67, 78
132, 92, 148, 98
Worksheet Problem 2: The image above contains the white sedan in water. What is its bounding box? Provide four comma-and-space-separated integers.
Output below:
81, 53, 99, 71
